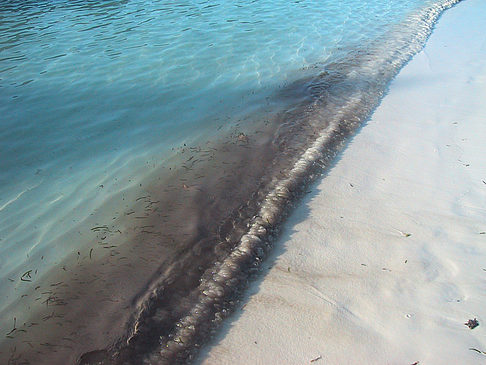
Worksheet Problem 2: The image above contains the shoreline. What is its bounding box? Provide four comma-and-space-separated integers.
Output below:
0, 1, 468, 364
198, 0, 486, 363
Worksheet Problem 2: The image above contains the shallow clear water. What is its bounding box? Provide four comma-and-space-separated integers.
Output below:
1, 0, 431, 261
0, 0, 431, 300
0, 0, 456, 363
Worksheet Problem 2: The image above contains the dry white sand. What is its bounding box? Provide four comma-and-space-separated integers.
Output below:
197, 0, 486, 363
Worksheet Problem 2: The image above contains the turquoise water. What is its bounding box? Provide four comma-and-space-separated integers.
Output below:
0, 0, 458, 363
0, 0, 431, 303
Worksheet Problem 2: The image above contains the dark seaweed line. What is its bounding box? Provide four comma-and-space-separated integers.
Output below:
81, 1, 461, 364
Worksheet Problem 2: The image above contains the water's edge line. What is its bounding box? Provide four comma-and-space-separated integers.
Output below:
95, 1, 463, 363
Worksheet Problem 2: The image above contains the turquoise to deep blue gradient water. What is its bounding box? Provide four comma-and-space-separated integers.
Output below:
0, 0, 456, 363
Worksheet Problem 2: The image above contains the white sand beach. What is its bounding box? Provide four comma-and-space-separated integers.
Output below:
198, 0, 486, 363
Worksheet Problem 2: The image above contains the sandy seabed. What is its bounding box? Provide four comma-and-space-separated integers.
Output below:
197, 0, 486, 363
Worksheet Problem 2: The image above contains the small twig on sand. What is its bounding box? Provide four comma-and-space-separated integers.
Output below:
469, 348, 486, 355
394, 228, 411, 237
310, 355, 322, 363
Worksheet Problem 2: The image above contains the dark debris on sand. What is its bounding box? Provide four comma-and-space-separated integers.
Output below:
465, 318, 479, 329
